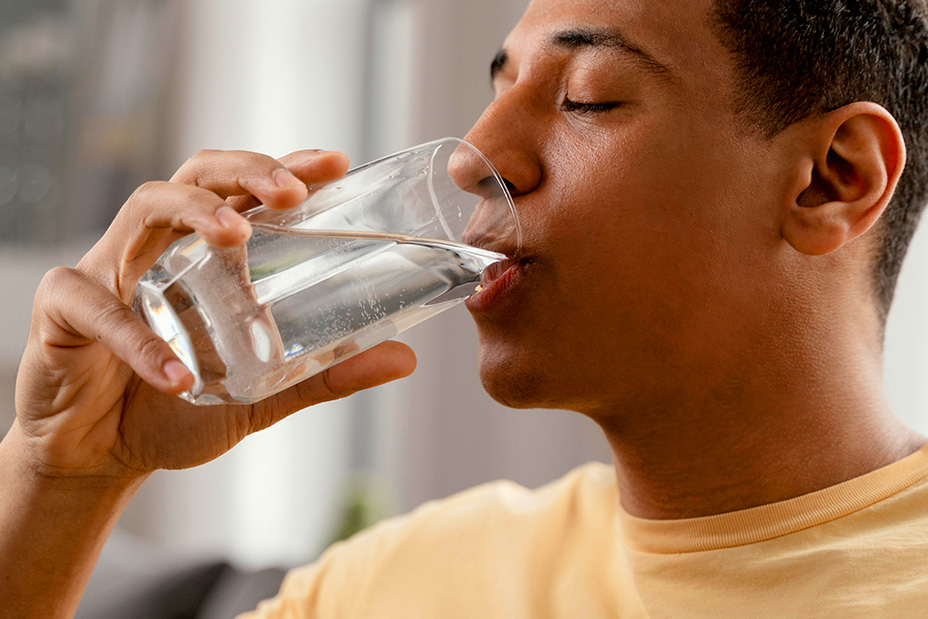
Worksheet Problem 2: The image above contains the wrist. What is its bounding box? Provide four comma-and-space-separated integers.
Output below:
0, 421, 148, 618
1, 419, 150, 495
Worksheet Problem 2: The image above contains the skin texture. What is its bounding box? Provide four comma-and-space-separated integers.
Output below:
1, 0, 926, 615
461, 0, 924, 518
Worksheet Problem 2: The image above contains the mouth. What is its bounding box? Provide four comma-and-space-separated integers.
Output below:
479, 256, 516, 288
465, 253, 531, 314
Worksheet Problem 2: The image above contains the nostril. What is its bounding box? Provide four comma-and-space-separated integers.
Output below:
475, 176, 517, 200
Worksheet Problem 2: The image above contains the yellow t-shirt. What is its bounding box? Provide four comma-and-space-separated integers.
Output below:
241, 444, 928, 618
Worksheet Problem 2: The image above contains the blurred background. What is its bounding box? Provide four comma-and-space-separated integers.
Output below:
1, 0, 928, 614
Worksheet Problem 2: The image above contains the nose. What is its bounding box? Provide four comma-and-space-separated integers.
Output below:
450, 89, 543, 199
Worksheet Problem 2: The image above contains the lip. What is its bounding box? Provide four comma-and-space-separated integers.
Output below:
461, 233, 518, 257
465, 256, 528, 313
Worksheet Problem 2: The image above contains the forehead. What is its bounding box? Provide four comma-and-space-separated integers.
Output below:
502, 0, 733, 94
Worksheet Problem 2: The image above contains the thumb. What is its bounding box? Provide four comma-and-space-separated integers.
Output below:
246, 341, 417, 432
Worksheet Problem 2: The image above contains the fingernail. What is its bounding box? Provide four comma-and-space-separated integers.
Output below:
216, 207, 246, 228
275, 168, 303, 188
163, 360, 191, 384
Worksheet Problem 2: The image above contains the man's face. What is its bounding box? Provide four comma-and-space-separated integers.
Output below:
462, 0, 792, 415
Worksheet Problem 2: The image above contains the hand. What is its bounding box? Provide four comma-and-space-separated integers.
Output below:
12, 149, 417, 481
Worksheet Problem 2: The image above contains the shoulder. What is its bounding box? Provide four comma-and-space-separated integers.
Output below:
400, 460, 617, 534
354, 460, 618, 569
241, 462, 617, 618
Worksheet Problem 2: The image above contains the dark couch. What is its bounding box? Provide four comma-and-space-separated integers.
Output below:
76, 532, 287, 619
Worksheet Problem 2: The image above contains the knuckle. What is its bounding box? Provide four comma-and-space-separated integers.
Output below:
135, 332, 169, 362
126, 181, 164, 212
320, 369, 349, 400
176, 193, 225, 231
36, 266, 77, 300
247, 402, 277, 434
93, 299, 131, 334
177, 150, 222, 187
229, 149, 267, 162
238, 151, 280, 173
191, 188, 224, 209
38, 265, 73, 288
189, 149, 221, 165
92, 300, 167, 361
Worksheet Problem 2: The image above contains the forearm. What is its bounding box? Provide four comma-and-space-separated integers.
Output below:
0, 421, 146, 619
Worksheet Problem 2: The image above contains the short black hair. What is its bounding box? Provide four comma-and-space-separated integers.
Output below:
712, 0, 928, 323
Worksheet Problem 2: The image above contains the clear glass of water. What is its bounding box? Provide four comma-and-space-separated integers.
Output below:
133, 138, 520, 405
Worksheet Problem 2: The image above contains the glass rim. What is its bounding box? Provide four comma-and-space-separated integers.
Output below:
355, 137, 522, 252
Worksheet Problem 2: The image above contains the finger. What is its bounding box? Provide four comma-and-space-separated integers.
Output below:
317, 340, 417, 398
107, 150, 349, 264
226, 150, 351, 213
247, 341, 417, 431
119, 181, 252, 249
79, 181, 255, 293
38, 267, 195, 395
281, 149, 351, 184
171, 149, 309, 211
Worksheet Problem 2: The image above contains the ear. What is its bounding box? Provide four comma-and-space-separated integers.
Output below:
781, 102, 906, 256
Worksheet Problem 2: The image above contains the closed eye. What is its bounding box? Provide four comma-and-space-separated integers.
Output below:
561, 98, 622, 115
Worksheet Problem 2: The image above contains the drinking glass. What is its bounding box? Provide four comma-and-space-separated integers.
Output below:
134, 138, 520, 405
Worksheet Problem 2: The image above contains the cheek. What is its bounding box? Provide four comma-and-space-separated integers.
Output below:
538, 129, 761, 332
537, 141, 681, 285
535, 141, 634, 250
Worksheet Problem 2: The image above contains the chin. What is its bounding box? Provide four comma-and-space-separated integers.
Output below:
472, 309, 619, 413
476, 343, 563, 411
479, 365, 535, 409
474, 326, 637, 417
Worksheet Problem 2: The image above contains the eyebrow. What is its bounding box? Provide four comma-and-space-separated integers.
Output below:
490, 27, 674, 83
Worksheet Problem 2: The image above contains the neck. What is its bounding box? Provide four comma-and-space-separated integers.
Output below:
592, 324, 925, 520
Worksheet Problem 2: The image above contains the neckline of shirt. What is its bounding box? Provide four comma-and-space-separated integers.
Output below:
617, 442, 928, 554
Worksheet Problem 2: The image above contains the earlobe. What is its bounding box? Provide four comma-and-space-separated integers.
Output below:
781, 102, 906, 256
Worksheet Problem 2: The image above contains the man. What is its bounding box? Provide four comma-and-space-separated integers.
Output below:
3, 0, 928, 616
